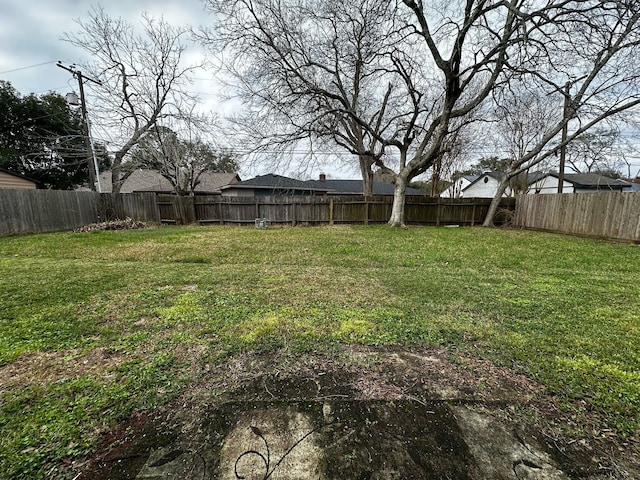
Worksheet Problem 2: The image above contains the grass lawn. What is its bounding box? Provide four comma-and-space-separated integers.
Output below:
0, 225, 639, 478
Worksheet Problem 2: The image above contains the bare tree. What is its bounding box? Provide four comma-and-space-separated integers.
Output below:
364, 0, 522, 225
429, 117, 479, 197
63, 7, 202, 193
482, 1, 640, 226
202, 0, 534, 225
565, 128, 624, 175
200, 0, 429, 197
131, 124, 238, 196
470, 82, 561, 205
202, 1, 640, 226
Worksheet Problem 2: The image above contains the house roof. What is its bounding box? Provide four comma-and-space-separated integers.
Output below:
307, 179, 428, 196
221, 174, 330, 193
223, 174, 429, 196
96, 169, 240, 194
226, 173, 319, 189
622, 178, 640, 191
462, 171, 545, 191
547, 172, 631, 189
461, 175, 480, 183
0, 167, 39, 185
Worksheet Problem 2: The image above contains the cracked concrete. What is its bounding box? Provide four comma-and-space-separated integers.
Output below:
75, 348, 639, 479
83, 400, 574, 479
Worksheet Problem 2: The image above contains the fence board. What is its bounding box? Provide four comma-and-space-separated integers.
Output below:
0, 189, 100, 236
160, 195, 514, 227
100, 193, 160, 222
2, 189, 519, 237
515, 192, 640, 242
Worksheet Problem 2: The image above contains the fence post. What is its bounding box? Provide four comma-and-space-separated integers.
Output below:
364, 198, 369, 225
292, 200, 297, 227
329, 198, 334, 225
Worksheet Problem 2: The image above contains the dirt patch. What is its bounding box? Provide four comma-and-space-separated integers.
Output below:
0, 347, 126, 394
73, 345, 640, 479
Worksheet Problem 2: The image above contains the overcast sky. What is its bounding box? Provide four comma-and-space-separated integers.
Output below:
0, 1, 211, 96
5, 3, 635, 179
0, 1, 354, 179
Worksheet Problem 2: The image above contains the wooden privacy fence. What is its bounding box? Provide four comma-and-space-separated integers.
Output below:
0, 189, 101, 236
515, 192, 640, 242
0, 191, 515, 235
0, 191, 161, 236
100, 193, 160, 223
154, 195, 513, 226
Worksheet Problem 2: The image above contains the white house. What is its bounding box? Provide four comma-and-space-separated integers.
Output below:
459, 171, 622, 197
461, 173, 504, 198
529, 173, 631, 194
461, 172, 544, 198
440, 175, 478, 198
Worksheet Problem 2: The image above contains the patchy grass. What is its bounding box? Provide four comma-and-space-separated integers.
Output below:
0, 225, 638, 478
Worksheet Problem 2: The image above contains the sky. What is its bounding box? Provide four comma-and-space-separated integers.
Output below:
0, 0, 355, 180
2, 2, 638, 179
0, 1, 209, 98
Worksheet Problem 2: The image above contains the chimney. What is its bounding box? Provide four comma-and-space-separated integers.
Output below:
319, 172, 326, 182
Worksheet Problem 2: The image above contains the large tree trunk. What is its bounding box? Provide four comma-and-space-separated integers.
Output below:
359, 155, 374, 197
111, 154, 124, 194
483, 178, 510, 227
430, 157, 441, 197
388, 175, 408, 227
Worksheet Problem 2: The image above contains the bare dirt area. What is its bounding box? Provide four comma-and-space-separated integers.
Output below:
74, 345, 640, 479
0, 347, 126, 394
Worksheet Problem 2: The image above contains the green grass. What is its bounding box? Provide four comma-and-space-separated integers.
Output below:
0, 225, 639, 478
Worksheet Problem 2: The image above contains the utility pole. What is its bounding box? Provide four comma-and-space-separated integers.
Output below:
57, 61, 103, 192
557, 82, 570, 193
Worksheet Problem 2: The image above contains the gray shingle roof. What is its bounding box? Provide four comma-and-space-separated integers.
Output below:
229, 174, 319, 189
306, 179, 427, 195
96, 169, 240, 194
557, 173, 630, 188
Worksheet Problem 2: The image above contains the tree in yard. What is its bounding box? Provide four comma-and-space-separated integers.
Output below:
565, 128, 625, 176
63, 7, 202, 193
202, 1, 640, 226
202, 0, 547, 225
200, 0, 425, 197
0, 81, 109, 189
130, 125, 238, 196
482, 1, 640, 226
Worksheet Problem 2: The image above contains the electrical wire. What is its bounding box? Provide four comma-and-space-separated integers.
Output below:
0, 61, 58, 75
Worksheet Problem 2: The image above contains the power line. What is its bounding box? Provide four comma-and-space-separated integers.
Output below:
56, 61, 103, 192
0, 61, 58, 75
